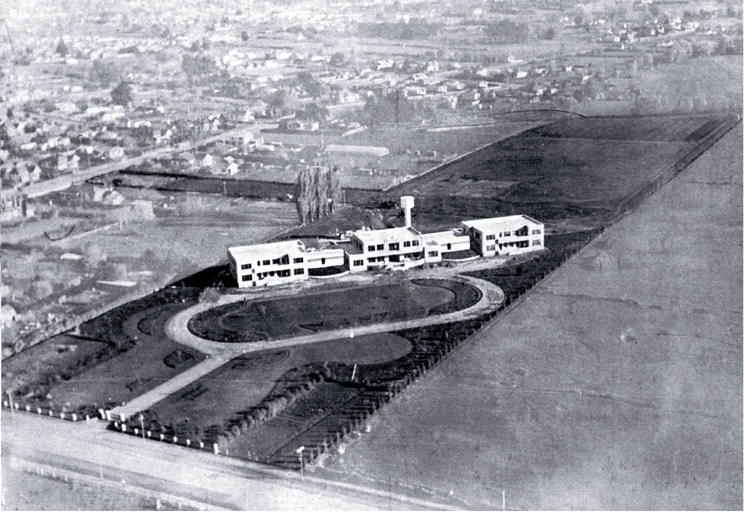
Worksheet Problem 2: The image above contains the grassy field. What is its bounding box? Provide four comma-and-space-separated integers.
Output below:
375, 113, 735, 229
135, 333, 413, 452
188, 280, 461, 342
317, 122, 743, 510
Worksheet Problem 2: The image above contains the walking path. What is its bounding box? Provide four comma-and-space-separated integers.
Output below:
110, 273, 503, 420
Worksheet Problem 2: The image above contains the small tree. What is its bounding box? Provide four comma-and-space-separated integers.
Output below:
56, 39, 68, 57
111, 82, 133, 106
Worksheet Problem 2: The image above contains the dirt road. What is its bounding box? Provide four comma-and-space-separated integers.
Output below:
2, 412, 453, 510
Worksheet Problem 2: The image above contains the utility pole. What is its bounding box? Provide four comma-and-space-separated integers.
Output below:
295, 446, 305, 479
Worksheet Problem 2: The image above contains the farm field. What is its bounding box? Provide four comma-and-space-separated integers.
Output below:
377, 113, 736, 229
318, 122, 743, 510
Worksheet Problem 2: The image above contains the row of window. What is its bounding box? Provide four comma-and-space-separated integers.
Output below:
479, 229, 542, 241
482, 239, 542, 253
241, 268, 305, 281
367, 240, 419, 252
240, 256, 304, 271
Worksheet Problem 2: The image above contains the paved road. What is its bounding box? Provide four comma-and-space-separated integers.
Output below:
21, 123, 279, 199
111, 272, 504, 420
2, 412, 455, 510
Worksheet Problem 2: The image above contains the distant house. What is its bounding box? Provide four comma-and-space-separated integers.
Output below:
280, 119, 320, 132
201, 154, 215, 168
224, 130, 255, 147
210, 159, 240, 176
0, 190, 33, 222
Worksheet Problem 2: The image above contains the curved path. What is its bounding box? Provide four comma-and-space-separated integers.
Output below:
110, 274, 503, 421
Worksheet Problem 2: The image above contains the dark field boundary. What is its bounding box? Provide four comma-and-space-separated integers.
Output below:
91, 170, 376, 204
612, 116, 740, 220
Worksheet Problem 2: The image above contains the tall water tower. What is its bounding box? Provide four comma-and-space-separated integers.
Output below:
400, 196, 414, 228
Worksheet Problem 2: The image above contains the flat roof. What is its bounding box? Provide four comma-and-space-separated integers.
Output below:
461, 215, 542, 230
228, 240, 304, 259
351, 226, 421, 244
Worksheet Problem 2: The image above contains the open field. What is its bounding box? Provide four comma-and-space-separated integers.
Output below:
318, 122, 743, 510
372, 113, 736, 233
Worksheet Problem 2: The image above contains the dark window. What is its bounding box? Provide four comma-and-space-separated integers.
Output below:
532, 229, 541, 235
241, 275, 252, 281
403, 241, 411, 247
532, 239, 542, 246
486, 234, 496, 240
354, 260, 364, 266
389, 242, 399, 251
368, 245, 375, 252
377, 244, 384, 251
486, 245, 495, 252
321, 258, 326, 265
241, 263, 251, 270
272, 258, 281, 265
514, 226, 529, 237
294, 268, 304, 275
504, 231, 511, 237
269, 271, 275, 276
412, 240, 420, 246
428, 251, 438, 257
281, 255, 289, 265
263, 260, 270, 265
293, 257, 303, 264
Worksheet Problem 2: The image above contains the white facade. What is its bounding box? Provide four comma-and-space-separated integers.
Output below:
228, 197, 544, 287
461, 215, 544, 257
228, 240, 344, 287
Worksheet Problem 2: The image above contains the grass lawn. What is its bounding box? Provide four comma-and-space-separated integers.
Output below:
47, 302, 206, 412
188, 280, 461, 342
138, 333, 412, 450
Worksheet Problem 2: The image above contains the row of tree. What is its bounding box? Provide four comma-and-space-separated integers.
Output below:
294, 165, 342, 224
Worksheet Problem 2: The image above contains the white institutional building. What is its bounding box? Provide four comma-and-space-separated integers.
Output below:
228, 196, 544, 287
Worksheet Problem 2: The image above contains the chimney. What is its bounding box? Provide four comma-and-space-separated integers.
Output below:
400, 196, 414, 228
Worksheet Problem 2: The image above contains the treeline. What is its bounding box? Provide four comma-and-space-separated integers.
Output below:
294, 166, 342, 224
484, 19, 532, 44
